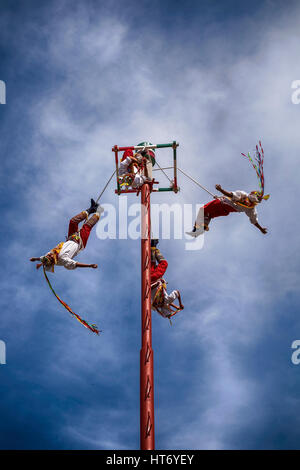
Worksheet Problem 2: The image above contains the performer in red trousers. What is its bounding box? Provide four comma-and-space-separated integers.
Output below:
187, 184, 269, 238
187, 142, 270, 238
30, 199, 104, 272
150, 240, 184, 318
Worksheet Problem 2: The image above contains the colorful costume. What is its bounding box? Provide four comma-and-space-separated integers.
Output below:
188, 141, 269, 237
31, 200, 102, 334
200, 190, 259, 229
150, 245, 183, 319
119, 150, 146, 189
40, 209, 101, 272
119, 142, 155, 189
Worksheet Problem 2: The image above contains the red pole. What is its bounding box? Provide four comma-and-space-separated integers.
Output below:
140, 181, 155, 450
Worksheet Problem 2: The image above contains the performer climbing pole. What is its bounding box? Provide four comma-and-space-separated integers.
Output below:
113, 140, 179, 450
151, 239, 184, 322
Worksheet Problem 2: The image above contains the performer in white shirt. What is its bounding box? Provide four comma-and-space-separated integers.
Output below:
150, 240, 184, 319
187, 141, 270, 238
187, 184, 269, 238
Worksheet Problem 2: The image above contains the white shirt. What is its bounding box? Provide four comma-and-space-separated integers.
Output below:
119, 156, 145, 188
222, 190, 258, 225
151, 281, 179, 317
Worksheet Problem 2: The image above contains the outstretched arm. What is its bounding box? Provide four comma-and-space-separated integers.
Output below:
30, 257, 41, 262
215, 184, 233, 198
76, 262, 98, 269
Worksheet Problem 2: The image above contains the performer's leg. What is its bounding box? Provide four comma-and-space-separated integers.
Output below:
132, 174, 146, 188
165, 289, 184, 309
68, 211, 88, 237
204, 199, 236, 220
195, 206, 207, 230
80, 213, 100, 248
160, 305, 173, 317
188, 199, 237, 237
176, 290, 184, 309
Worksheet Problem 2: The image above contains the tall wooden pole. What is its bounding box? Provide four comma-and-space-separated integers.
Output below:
140, 181, 155, 450
112, 142, 179, 449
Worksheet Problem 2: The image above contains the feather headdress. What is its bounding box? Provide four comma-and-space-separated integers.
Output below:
241, 141, 270, 201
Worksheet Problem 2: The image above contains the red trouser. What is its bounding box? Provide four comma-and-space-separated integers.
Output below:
204, 198, 237, 223
151, 260, 168, 283
68, 214, 92, 248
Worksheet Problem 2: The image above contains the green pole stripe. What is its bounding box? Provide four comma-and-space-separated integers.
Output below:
158, 187, 176, 192
156, 143, 174, 148
132, 142, 179, 150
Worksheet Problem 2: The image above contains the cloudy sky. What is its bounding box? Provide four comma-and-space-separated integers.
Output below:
1, 0, 300, 450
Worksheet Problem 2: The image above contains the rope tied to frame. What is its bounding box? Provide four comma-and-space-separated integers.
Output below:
155, 159, 173, 185
153, 164, 216, 197
177, 168, 216, 198
94, 170, 116, 204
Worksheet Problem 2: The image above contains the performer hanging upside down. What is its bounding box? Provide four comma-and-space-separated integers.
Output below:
150, 240, 184, 319
30, 199, 104, 272
187, 141, 269, 237
119, 142, 155, 189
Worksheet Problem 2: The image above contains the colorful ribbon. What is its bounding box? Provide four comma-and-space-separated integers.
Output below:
241, 140, 269, 199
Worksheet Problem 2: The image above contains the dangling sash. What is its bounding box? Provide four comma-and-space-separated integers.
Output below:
42, 266, 100, 335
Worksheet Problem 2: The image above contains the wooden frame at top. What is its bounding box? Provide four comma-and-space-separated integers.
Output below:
112, 141, 179, 195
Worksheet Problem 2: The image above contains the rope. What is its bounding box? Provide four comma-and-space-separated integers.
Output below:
43, 266, 100, 335
152, 166, 174, 171
95, 170, 116, 203
177, 168, 216, 198
153, 164, 216, 198
155, 159, 173, 185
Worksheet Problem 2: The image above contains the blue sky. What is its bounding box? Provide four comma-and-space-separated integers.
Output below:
1, 0, 300, 450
